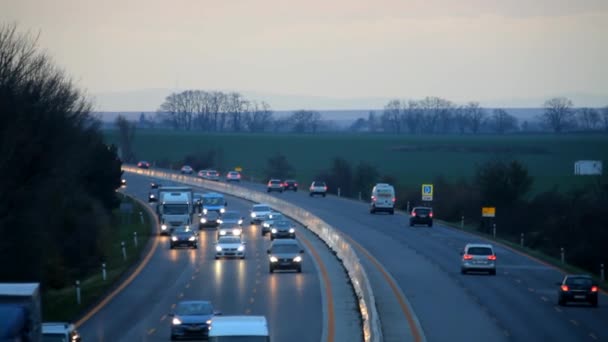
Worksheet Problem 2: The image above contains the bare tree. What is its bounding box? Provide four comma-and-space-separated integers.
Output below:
491, 108, 518, 134
382, 100, 402, 133
115, 115, 136, 162
367, 111, 378, 133
404, 100, 423, 134
577, 107, 600, 130
453, 106, 469, 134
464, 102, 485, 134
542, 97, 575, 133
246, 101, 274, 132
290, 110, 321, 133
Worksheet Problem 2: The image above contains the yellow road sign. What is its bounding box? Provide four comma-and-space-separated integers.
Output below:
482, 207, 496, 217
235, 167, 243, 172
421, 184, 433, 201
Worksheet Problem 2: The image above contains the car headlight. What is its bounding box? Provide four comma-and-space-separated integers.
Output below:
149, 194, 155, 198
219, 230, 227, 235
188, 236, 196, 241
171, 236, 178, 241
271, 228, 277, 234
172, 317, 182, 325
215, 246, 222, 252
233, 229, 242, 235
203, 208, 208, 214
200, 218, 207, 223
270, 256, 278, 263
217, 219, 223, 224
294, 256, 302, 262
206, 319, 212, 325
238, 219, 243, 225
237, 245, 245, 251
289, 228, 295, 233
263, 223, 270, 228
251, 212, 256, 218
220, 208, 225, 213
161, 224, 167, 230
269, 214, 274, 219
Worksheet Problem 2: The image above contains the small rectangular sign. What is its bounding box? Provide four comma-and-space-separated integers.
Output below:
482, 207, 496, 217
421, 184, 433, 201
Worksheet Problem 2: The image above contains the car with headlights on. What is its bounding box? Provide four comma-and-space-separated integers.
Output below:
460, 243, 496, 275
199, 211, 221, 229
225, 171, 241, 182
170, 226, 198, 249
557, 274, 599, 307
120, 178, 127, 187
214, 235, 246, 259
270, 220, 296, 240
202, 193, 227, 214
217, 222, 243, 238
180, 165, 194, 174
267, 179, 284, 193
267, 239, 304, 273
218, 211, 244, 226
42, 322, 81, 342
250, 204, 272, 224
309, 181, 327, 197
169, 300, 220, 341
261, 212, 285, 236
137, 161, 150, 169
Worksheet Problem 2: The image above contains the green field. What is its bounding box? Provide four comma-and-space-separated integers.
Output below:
104, 130, 608, 194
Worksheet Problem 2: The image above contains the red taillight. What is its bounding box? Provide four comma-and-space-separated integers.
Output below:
429, 212, 433, 218
324, 186, 328, 191
371, 196, 376, 201
591, 286, 598, 293
463, 254, 473, 260
392, 197, 396, 202
411, 211, 416, 217
561, 285, 569, 292
267, 182, 271, 186
487, 255, 496, 261
237, 174, 241, 178
295, 183, 298, 186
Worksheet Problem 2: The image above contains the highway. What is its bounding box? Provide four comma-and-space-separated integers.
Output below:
231, 180, 608, 342
77, 174, 323, 342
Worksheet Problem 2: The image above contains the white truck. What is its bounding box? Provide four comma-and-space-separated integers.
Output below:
370, 183, 396, 214
0, 283, 42, 342
156, 186, 194, 235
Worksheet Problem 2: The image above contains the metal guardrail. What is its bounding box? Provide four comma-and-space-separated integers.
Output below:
123, 166, 382, 342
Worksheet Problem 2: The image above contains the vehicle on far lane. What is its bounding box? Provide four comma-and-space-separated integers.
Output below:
197, 170, 208, 178
409, 206, 433, 227
215, 235, 246, 259
557, 274, 599, 307
270, 220, 296, 240
283, 179, 298, 191
169, 300, 220, 341
225, 171, 241, 182
267, 179, 284, 193
170, 226, 198, 249
137, 161, 150, 169
180, 165, 194, 174
309, 181, 327, 197
460, 243, 496, 275
150, 181, 161, 189
250, 204, 272, 224
267, 239, 304, 273
120, 178, 127, 187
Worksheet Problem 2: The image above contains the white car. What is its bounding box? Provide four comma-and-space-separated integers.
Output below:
309, 181, 327, 197
460, 243, 497, 275
197, 169, 208, 178
218, 223, 243, 237
226, 171, 241, 182
180, 165, 194, 174
250, 204, 272, 224
42, 322, 81, 342
215, 235, 246, 259
207, 170, 220, 181
267, 179, 284, 193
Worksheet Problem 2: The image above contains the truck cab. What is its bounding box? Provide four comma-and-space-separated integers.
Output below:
156, 187, 194, 235
42, 322, 81, 342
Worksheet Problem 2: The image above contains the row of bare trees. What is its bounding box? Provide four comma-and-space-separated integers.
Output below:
541, 97, 608, 133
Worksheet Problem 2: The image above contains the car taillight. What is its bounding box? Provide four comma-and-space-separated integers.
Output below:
591, 286, 598, 292
411, 211, 416, 217
463, 254, 473, 260
429, 212, 433, 218
237, 174, 241, 178
561, 285, 569, 292
295, 183, 298, 186
324, 186, 327, 191
392, 197, 396, 202
371, 196, 376, 201
487, 255, 496, 261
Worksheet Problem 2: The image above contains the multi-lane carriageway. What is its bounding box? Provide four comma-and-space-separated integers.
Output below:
78, 170, 608, 342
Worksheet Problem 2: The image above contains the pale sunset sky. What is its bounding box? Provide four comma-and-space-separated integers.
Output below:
1, 0, 607, 110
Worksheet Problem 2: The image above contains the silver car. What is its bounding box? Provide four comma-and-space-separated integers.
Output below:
261, 212, 285, 236
207, 170, 220, 181
250, 204, 272, 224
215, 235, 246, 259
460, 243, 497, 275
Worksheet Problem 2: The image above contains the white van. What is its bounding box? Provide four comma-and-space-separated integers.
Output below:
208, 315, 270, 341
370, 183, 396, 214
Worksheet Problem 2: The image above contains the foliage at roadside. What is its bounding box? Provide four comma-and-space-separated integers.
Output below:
0, 24, 122, 289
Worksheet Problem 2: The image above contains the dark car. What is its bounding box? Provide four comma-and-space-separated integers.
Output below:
199, 211, 221, 229
120, 178, 127, 187
137, 161, 150, 169
409, 207, 433, 227
150, 181, 161, 189
270, 220, 296, 240
169, 300, 219, 340
268, 239, 304, 273
557, 275, 599, 307
148, 192, 157, 203
170, 227, 198, 249
261, 212, 285, 236
283, 180, 298, 191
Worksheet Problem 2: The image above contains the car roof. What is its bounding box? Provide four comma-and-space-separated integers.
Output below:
209, 316, 268, 336
465, 243, 494, 249
565, 274, 593, 279
42, 322, 73, 333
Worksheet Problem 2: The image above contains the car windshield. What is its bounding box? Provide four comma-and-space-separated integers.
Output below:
254, 206, 270, 212
268, 213, 283, 220
176, 302, 213, 315
415, 208, 431, 215
313, 182, 325, 186
222, 212, 240, 220
467, 247, 493, 255
209, 171, 219, 176
206, 211, 220, 219
270, 180, 281, 184
209, 337, 269, 342
274, 221, 291, 228
204, 197, 224, 205
163, 204, 189, 214
566, 277, 593, 286
182, 165, 191, 169
271, 244, 299, 253
42, 334, 67, 342
219, 237, 241, 244
174, 227, 193, 234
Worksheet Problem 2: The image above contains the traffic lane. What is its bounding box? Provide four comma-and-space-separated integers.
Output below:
121, 174, 323, 342
263, 187, 608, 341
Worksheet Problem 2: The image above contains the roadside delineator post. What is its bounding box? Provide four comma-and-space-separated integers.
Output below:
121, 241, 127, 261
133, 232, 138, 248
75, 280, 81, 305
460, 216, 464, 229
520, 233, 524, 247
139, 211, 144, 224
601, 264, 605, 282
337, 188, 341, 197
358, 192, 362, 201
560, 247, 565, 264
492, 223, 497, 239
102, 263, 107, 281
406, 201, 410, 213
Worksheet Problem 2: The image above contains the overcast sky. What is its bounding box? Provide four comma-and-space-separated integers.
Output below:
1, 0, 607, 110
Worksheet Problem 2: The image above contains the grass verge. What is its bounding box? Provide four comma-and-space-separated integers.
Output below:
438, 219, 608, 292
42, 192, 154, 321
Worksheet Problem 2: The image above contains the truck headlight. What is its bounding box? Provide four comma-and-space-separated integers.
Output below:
233, 229, 242, 235
238, 219, 243, 225
271, 228, 277, 234
171, 236, 178, 241
294, 256, 302, 262
200, 218, 207, 223
188, 236, 196, 241
203, 208, 208, 214
270, 256, 278, 263
289, 228, 295, 233
215, 246, 222, 252
161, 224, 167, 230
217, 219, 223, 224
237, 245, 245, 251
263, 223, 270, 228
172, 317, 182, 325
220, 208, 226, 213
251, 212, 256, 218
219, 230, 227, 235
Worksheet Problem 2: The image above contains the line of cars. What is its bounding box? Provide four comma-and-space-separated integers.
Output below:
265, 178, 328, 197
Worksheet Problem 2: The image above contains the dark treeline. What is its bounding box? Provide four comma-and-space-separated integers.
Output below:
0, 25, 122, 288
310, 156, 607, 276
